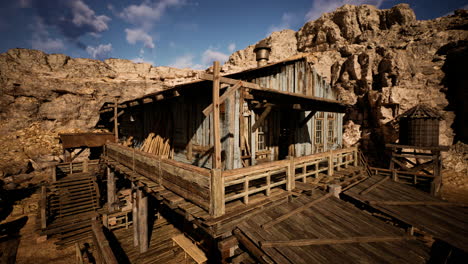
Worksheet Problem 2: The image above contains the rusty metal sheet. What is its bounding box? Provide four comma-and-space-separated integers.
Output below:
59, 133, 114, 149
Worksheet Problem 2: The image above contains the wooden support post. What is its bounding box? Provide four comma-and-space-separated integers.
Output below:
210, 168, 225, 217
328, 151, 334, 176
113, 99, 119, 143
82, 159, 89, 173
353, 148, 358, 166
138, 188, 148, 253
328, 184, 342, 198
390, 147, 397, 181
212, 61, 222, 169
107, 167, 116, 212
251, 106, 272, 132
132, 184, 139, 247
41, 185, 47, 230
203, 81, 242, 116
50, 165, 56, 182
287, 156, 295, 191
431, 151, 441, 197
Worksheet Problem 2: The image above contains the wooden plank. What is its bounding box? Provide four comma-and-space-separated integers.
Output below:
261, 193, 332, 229
367, 200, 468, 207
251, 106, 272, 132
91, 221, 118, 264
212, 61, 222, 169
386, 144, 449, 151
298, 110, 316, 128
138, 189, 149, 253
260, 235, 414, 248
202, 81, 242, 116
113, 101, 119, 142
359, 176, 389, 195
171, 234, 207, 263
209, 168, 225, 217
233, 228, 274, 264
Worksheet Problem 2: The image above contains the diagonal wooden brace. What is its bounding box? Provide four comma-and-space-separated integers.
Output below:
203, 81, 243, 116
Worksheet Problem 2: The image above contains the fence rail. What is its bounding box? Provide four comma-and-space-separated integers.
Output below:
105, 143, 358, 218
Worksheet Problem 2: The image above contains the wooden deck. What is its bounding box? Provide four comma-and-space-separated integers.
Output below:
112, 217, 188, 264
236, 192, 430, 264
343, 175, 468, 252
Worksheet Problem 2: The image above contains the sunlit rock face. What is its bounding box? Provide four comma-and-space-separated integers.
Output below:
225, 4, 468, 167
0, 49, 201, 177
1, 4, 467, 178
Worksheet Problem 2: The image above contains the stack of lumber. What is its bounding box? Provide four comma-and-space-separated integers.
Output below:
140, 133, 173, 158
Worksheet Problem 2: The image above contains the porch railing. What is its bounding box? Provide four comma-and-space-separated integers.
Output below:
105, 143, 357, 218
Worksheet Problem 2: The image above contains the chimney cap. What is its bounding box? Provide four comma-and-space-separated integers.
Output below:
254, 40, 271, 52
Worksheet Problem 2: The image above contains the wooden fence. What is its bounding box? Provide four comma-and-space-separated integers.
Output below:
105, 143, 358, 218
51, 159, 100, 181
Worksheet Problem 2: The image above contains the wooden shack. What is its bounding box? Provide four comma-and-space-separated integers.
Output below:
100, 54, 347, 170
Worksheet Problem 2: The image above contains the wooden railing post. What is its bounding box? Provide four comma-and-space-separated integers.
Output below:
328, 151, 334, 176
353, 147, 358, 166
287, 156, 295, 191
107, 167, 116, 212
83, 159, 89, 173
138, 188, 148, 253
132, 183, 139, 247
210, 169, 225, 217
50, 165, 56, 182
41, 185, 47, 230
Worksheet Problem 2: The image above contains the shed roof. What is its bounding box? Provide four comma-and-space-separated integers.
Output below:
398, 104, 443, 120
102, 54, 348, 113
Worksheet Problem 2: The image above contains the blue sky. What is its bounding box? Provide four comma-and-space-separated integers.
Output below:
0, 0, 466, 69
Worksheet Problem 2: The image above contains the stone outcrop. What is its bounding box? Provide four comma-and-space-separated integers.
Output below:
0, 49, 200, 178
225, 4, 468, 169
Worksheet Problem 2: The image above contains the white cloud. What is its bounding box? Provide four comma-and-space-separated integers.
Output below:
228, 43, 236, 53
86, 43, 112, 60
70, 0, 111, 32
131, 57, 155, 65
201, 49, 229, 65
119, 0, 186, 29
305, 0, 384, 21
169, 54, 205, 69
125, 28, 155, 49
31, 18, 64, 53
268, 12, 295, 35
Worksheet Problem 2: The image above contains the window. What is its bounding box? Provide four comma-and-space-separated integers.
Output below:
327, 113, 335, 144
315, 112, 324, 145
327, 120, 334, 143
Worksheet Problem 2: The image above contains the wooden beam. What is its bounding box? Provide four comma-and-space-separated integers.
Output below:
261, 193, 332, 229
359, 177, 389, 195
260, 236, 413, 248
200, 72, 260, 89
203, 81, 243, 116
210, 168, 225, 217
251, 106, 272, 132
212, 61, 222, 169
107, 167, 116, 212
299, 111, 316, 128
132, 183, 139, 247
367, 200, 468, 207
233, 228, 272, 264
41, 185, 47, 229
138, 188, 148, 253
109, 110, 124, 122
386, 144, 449, 151
91, 221, 119, 264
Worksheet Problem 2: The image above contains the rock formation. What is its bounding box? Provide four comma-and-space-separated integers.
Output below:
0, 49, 200, 177
225, 4, 468, 169
0, 4, 467, 193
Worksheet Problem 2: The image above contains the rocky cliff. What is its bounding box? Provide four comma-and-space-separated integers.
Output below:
0, 4, 467, 189
0, 49, 200, 178
225, 4, 468, 166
